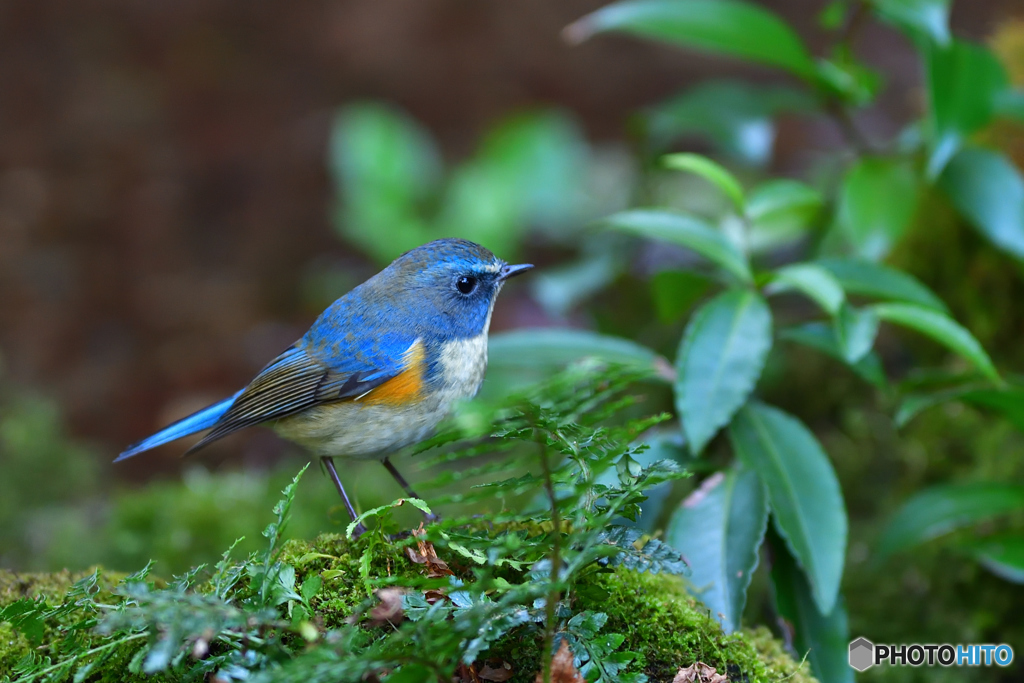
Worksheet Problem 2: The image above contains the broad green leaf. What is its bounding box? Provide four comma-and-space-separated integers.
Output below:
663, 153, 746, 212
604, 209, 752, 282
897, 384, 1024, 431
965, 533, 1024, 584
833, 304, 879, 363
871, 0, 951, 46
958, 385, 1024, 433
729, 402, 847, 614
440, 110, 589, 255
766, 263, 845, 315
780, 323, 888, 388
747, 179, 822, 223
644, 80, 814, 166
473, 111, 589, 230
895, 385, 978, 427
873, 302, 999, 382
565, 0, 817, 79
746, 180, 823, 252
877, 483, 1024, 560
815, 257, 947, 312
330, 103, 441, 263
813, 53, 884, 107
666, 466, 768, 633
677, 290, 772, 455
770, 530, 853, 683
835, 157, 920, 261
488, 329, 669, 379
939, 147, 1024, 261
925, 40, 1008, 177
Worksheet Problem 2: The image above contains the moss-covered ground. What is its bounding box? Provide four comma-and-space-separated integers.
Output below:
1, 533, 815, 682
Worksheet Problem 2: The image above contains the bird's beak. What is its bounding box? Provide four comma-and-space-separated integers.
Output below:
499, 263, 534, 281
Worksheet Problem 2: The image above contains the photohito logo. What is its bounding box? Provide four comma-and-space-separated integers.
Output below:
849, 638, 1014, 671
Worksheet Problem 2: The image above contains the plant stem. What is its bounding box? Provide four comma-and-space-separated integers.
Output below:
538, 432, 562, 683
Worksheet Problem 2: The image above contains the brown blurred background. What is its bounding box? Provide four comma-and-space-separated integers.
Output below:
0, 0, 1017, 477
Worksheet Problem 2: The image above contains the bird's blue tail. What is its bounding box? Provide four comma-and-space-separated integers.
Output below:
114, 390, 243, 462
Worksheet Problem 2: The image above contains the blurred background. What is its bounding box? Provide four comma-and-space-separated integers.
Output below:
1, 1, 1023, 680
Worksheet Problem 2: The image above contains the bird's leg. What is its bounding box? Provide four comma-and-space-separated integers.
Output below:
323, 457, 368, 538
382, 457, 438, 523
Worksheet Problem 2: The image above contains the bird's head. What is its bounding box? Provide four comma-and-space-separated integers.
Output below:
377, 238, 533, 338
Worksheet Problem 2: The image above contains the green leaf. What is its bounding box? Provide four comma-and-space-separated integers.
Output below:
925, 40, 1008, 177
729, 402, 847, 614
815, 257, 947, 312
770, 530, 853, 683
818, 1, 847, 30
939, 147, 1024, 261
300, 575, 322, 603
565, 0, 817, 79
877, 483, 1024, 560
833, 304, 879, 364
964, 533, 1024, 584
330, 102, 441, 263
488, 329, 669, 378
440, 111, 589, 256
873, 302, 1000, 382
870, 0, 951, 46
957, 385, 1024, 433
644, 80, 814, 166
834, 157, 920, 261
663, 153, 746, 212
604, 209, 752, 282
780, 323, 887, 388
894, 382, 1003, 427
746, 180, 823, 252
814, 54, 884, 107
747, 179, 823, 223
676, 290, 773, 455
665, 466, 769, 633
766, 263, 845, 315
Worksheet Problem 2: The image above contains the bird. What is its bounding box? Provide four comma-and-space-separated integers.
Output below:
115, 238, 533, 535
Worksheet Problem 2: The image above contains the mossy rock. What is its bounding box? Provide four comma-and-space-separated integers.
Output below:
1, 533, 815, 683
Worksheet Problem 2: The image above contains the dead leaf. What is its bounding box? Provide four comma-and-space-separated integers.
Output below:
455, 662, 481, 683
479, 659, 514, 682
369, 587, 406, 627
424, 588, 448, 605
534, 640, 584, 683
405, 534, 453, 578
672, 662, 727, 683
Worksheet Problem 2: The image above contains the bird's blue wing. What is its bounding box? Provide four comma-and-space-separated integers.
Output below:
184, 341, 402, 454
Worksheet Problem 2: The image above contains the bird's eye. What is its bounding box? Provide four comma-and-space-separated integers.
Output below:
456, 276, 478, 295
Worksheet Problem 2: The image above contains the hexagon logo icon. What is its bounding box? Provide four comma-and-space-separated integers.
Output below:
849, 637, 875, 672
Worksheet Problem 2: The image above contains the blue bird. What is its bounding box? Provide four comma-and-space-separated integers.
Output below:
116, 239, 533, 535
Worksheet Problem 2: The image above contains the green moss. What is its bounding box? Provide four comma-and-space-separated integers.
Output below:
577, 570, 814, 683
1, 534, 814, 683
0, 568, 154, 680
